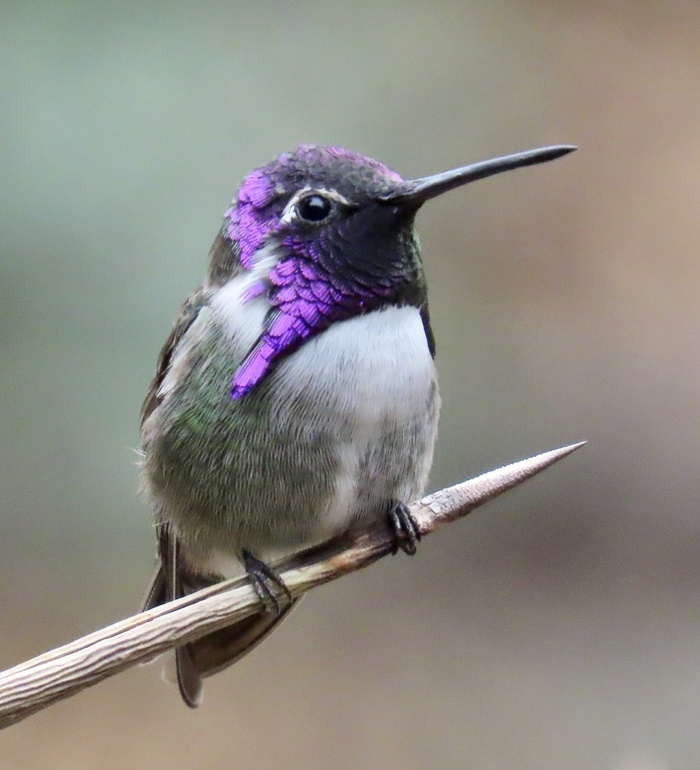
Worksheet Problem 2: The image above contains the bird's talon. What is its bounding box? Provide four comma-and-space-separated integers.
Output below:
387, 500, 421, 556
242, 549, 291, 614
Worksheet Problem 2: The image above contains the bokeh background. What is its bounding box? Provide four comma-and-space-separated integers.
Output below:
2, 2, 700, 768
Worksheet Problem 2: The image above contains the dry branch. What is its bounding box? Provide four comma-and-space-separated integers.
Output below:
0, 442, 584, 729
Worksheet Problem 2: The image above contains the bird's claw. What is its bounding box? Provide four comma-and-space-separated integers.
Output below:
242, 549, 292, 614
387, 500, 422, 556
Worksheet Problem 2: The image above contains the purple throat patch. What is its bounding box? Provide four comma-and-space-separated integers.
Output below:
230, 248, 393, 399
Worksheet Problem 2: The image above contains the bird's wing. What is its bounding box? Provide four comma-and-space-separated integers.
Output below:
140, 287, 209, 426
420, 303, 436, 358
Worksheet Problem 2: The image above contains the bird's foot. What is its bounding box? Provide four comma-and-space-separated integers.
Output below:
242, 549, 292, 614
387, 500, 422, 556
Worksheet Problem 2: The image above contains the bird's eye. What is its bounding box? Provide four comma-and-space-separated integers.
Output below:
296, 194, 333, 222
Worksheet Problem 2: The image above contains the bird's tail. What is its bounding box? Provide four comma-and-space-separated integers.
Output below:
140, 528, 300, 708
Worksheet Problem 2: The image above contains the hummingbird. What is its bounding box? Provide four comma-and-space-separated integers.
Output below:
139, 142, 575, 707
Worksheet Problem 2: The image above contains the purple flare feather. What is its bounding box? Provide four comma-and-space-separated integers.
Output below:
225, 170, 278, 269
231, 254, 395, 399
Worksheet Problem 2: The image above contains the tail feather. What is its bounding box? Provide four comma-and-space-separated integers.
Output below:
186, 601, 299, 679
176, 638, 203, 708
140, 526, 299, 707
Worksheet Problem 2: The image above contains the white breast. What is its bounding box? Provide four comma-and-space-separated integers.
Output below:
279, 304, 434, 421
278, 305, 438, 537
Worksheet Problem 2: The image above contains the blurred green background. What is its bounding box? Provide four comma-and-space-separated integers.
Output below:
2, 1, 700, 768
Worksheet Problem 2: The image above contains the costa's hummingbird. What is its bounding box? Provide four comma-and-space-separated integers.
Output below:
139, 143, 575, 707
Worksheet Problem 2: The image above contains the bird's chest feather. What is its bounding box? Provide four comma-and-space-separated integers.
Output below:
143, 273, 440, 555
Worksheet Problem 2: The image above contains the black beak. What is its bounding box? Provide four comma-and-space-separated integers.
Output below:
380, 145, 576, 205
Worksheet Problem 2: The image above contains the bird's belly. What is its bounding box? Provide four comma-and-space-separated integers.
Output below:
142, 305, 439, 565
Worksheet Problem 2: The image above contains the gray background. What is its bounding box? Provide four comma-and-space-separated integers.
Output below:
1, 2, 699, 768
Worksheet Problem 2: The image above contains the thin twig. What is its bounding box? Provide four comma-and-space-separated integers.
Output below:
0, 442, 584, 729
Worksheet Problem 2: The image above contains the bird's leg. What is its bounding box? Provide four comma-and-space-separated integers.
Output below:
242, 549, 292, 614
387, 500, 422, 556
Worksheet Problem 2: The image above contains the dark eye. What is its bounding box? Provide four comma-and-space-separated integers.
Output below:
296, 194, 333, 222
